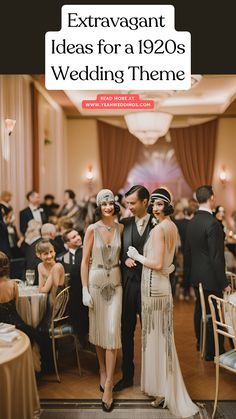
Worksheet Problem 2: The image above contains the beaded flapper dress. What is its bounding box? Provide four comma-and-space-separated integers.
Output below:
88, 224, 122, 349
141, 219, 199, 418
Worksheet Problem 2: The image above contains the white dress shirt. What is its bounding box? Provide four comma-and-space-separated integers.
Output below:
69, 248, 76, 264
29, 205, 42, 223
135, 214, 150, 236
198, 206, 213, 215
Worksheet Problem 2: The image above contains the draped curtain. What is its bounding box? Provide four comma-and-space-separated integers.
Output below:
30, 83, 40, 191
97, 120, 141, 192
0, 75, 33, 224
170, 119, 218, 190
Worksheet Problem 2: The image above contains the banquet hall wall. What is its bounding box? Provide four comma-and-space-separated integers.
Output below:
0, 75, 68, 221
0, 75, 235, 217
66, 117, 236, 214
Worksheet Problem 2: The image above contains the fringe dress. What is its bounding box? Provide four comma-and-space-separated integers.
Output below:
141, 219, 199, 418
88, 224, 122, 349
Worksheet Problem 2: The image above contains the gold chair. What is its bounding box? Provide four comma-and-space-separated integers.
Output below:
199, 283, 212, 359
208, 295, 236, 418
50, 286, 81, 382
226, 271, 236, 292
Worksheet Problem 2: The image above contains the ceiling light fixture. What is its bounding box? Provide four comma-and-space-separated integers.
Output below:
125, 111, 173, 146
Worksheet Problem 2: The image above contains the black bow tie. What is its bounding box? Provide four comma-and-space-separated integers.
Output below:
33, 207, 40, 211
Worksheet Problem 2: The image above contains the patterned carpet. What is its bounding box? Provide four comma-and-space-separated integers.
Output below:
39, 399, 236, 418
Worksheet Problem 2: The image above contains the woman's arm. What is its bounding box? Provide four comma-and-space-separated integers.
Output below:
81, 225, 94, 287
143, 226, 165, 270
128, 226, 165, 271
119, 223, 124, 236
39, 263, 64, 293
38, 263, 47, 291
51, 263, 65, 286
13, 281, 19, 301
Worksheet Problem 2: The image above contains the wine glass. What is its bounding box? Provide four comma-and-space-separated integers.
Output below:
25, 270, 35, 286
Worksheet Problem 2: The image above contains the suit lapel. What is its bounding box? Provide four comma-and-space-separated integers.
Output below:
123, 218, 134, 251
27, 207, 34, 219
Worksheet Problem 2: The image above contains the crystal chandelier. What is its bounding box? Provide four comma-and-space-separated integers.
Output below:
124, 111, 173, 145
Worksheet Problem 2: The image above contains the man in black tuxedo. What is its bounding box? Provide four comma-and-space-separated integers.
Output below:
184, 185, 230, 360
114, 185, 153, 392
20, 190, 47, 235
60, 229, 89, 346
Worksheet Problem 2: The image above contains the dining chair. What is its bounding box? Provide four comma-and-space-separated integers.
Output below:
208, 295, 236, 418
226, 271, 236, 292
199, 282, 212, 359
50, 286, 81, 382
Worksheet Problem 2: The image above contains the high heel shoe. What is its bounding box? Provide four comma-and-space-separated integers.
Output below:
99, 385, 104, 392
101, 399, 114, 412
151, 396, 165, 408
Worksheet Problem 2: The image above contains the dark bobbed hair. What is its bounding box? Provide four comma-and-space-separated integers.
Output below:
26, 190, 38, 200
0, 251, 10, 278
195, 185, 213, 204
125, 185, 149, 201
44, 194, 55, 201
64, 189, 76, 200
147, 202, 174, 216
95, 202, 120, 218
214, 205, 225, 215
147, 187, 174, 216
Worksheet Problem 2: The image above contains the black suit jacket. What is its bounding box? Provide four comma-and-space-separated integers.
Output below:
59, 248, 88, 336
120, 215, 153, 287
184, 210, 228, 291
20, 206, 47, 235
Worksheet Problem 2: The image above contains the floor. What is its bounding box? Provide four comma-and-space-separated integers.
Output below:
38, 298, 235, 401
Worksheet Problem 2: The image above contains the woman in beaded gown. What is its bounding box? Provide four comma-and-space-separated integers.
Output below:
36, 240, 65, 372
127, 188, 199, 418
81, 189, 123, 412
36, 239, 65, 327
0, 251, 40, 344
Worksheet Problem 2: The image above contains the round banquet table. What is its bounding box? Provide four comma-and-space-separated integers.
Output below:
16, 286, 48, 327
0, 331, 40, 419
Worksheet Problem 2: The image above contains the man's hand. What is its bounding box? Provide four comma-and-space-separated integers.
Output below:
125, 258, 137, 268
127, 246, 146, 265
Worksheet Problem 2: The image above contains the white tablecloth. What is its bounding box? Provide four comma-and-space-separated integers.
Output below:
16, 286, 47, 327
0, 331, 40, 419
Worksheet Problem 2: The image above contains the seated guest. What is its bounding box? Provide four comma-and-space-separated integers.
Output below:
0, 251, 40, 345
20, 190, 47, 235
61, 229, 89, 346
36, 240, 65, 371
36, 240, 65, 326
